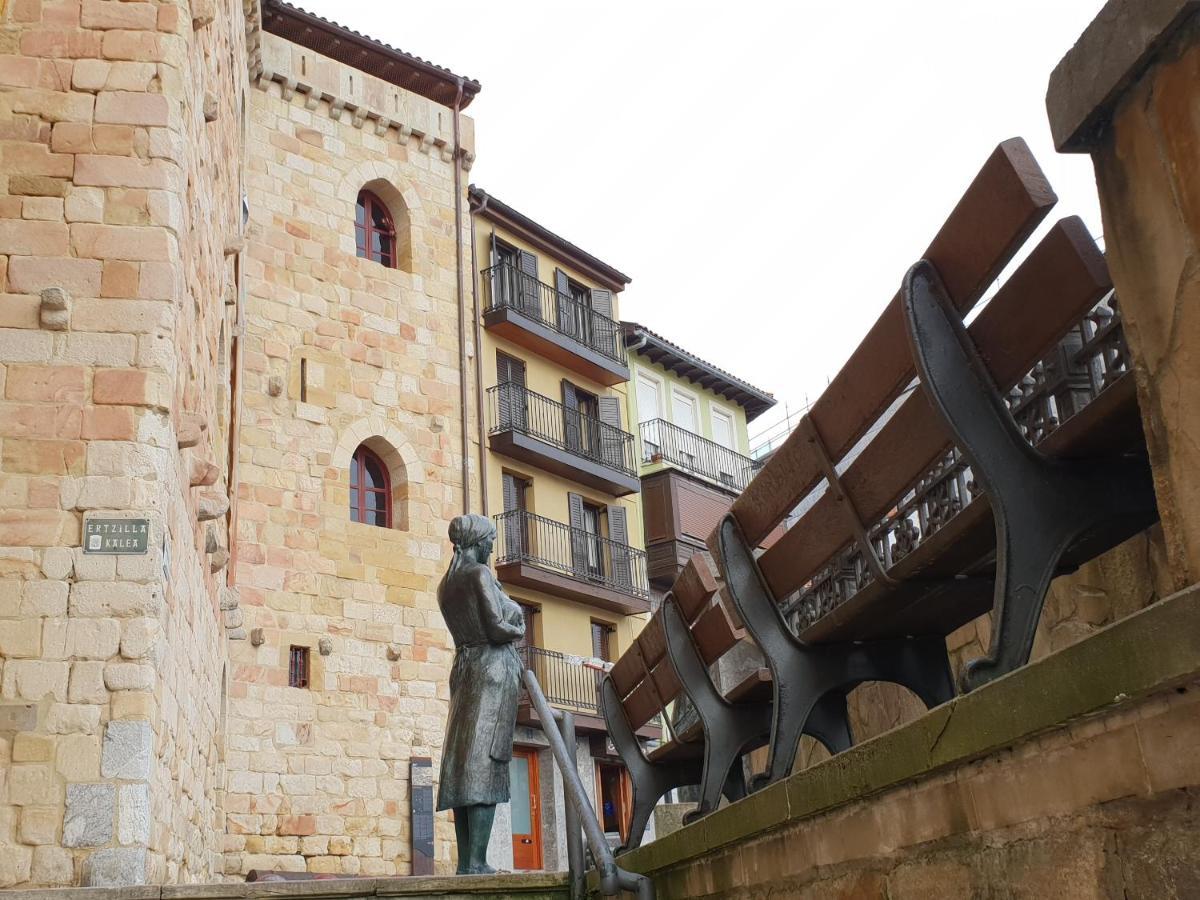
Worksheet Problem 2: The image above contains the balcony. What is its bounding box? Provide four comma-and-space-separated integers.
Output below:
516, 645, 661, 738
481, 262, 630, 386
487, 383, 641, 496
639, 418, 760, 493
495, 510, 651, 616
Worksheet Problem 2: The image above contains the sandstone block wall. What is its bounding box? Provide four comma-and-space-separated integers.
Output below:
0, 0, 249, 887
222, 32, 476, 878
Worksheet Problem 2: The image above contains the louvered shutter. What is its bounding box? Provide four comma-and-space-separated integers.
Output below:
607, 504, 631, 588
561, 380, 580, 452
590, 288, 615, 355
518, 250, 540, 318
555, 268, 574, 337
596, 396, 625, 472
501, 472, 525, 559
567, 492, 589, 576
496, 353, 527, 432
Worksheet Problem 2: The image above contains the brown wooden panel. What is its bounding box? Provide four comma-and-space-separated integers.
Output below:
649, 655, 683, 707
691, 600, 740, 665
624, 680, 661, 732
608, 645, 643, 698
638, 614, 667, 670
677, 477, 735, 543
722, 138, 1057, 549
758, 217, 1110, 598
725, 668, 773, 704
674, 556, 718, 624
640, 474, 675, 545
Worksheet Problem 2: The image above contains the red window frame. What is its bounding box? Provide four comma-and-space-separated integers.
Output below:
350, 444, 392, 527
355, 189, 397, 268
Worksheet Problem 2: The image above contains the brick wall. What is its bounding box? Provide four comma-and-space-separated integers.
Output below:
0, 0, 250, 887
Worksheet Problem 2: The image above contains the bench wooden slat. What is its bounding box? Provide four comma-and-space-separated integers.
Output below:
675, 556, 718, 624
691, 600, 741, 666
757, 217, 1111, 600
624, 679, 663, 732
798, 372, 1143, 642
720, 138, 1057, 551
609, 646, 643, 697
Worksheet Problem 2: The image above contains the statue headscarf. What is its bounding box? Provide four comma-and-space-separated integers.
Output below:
447, 514, 496, 575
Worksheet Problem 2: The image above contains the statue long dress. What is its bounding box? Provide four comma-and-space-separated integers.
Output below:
436, 561, 525, 813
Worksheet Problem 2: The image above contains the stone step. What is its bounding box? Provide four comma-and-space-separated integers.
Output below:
4, 873, 570, 900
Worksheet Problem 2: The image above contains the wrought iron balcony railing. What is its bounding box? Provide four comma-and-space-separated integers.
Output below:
495, 509, 650, 601
481, 261, 624, 363
520, 645, 603, 715
639, 418, 759, 492
487, 383, 637, 477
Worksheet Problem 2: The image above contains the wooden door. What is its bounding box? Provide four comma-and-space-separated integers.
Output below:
509, 747, 543, 870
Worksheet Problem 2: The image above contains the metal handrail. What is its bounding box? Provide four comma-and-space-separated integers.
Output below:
639, 418, 758, 492
481, 262, 624, 363
495, 509, 651, 601
487, 383, 637, 476
523, 669, 654, 900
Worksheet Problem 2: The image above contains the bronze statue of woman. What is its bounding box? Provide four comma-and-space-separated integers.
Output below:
436, 514, 526, 875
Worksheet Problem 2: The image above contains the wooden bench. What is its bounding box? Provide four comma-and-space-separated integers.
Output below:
599, 557, 850, 849
710, 138, 1158, 789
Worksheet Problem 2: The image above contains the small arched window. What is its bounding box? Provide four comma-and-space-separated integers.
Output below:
350, 444, 391, 527
355, 190, 397, 268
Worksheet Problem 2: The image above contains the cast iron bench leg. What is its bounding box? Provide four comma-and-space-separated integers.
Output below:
903, 260, 1158, 692
717, 513, 956, 791
661, 596, 772, 825
600, 676, 701, 853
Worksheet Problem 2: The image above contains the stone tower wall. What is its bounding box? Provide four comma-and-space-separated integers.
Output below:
0, 0, 251, 887
221, 30, 476, 878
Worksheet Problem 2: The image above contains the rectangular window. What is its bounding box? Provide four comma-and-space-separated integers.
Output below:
288, 646, 310, 689
582, 502, 604, 578
591, 621, 613, 661
574, 386, 599, 456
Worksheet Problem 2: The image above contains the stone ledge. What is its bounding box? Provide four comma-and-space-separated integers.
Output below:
1047, 0, 1200, 151
2, 873, 569, 900
619, 582, 1200, 876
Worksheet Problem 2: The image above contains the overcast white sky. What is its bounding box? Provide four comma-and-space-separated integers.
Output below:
300, 0, 1107, 447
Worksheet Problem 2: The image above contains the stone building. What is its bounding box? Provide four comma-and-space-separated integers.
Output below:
0, 0, 481, 885
220, 2, 479, 879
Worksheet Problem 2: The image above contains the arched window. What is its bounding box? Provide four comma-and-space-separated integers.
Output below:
355, 190, 397, 268
350, 444, 391, 527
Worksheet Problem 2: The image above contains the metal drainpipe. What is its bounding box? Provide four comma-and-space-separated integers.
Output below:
469, 194, 489, 517
452, 78, 470, 514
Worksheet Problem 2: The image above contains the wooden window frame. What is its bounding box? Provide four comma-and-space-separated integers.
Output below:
350, 444, 392, 528
355, 189, 397, 268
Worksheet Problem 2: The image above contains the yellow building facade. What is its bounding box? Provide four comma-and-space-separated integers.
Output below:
468, 189, 652, 871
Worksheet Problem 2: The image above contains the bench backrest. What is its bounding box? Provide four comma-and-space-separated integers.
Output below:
609, 556, 736, 732
705, 138, 1112, 605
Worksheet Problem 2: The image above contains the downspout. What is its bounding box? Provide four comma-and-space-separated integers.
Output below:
452, 78, 471, 514
470, 193, 490, 517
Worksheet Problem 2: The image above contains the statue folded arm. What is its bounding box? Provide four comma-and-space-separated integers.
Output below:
471, 568, 525, 644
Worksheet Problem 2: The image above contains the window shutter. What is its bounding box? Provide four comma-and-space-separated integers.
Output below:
518, 250, 540, 318
607, 504, 631, 588
561, 380, 580, 452
589, 288, 613, 319
555, 268, 574, 336
502, 473, 525, 559
496, 353, 527, 431
502, 472, 521, 512
568, 492, 588, 575
597, 396, 625, 472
